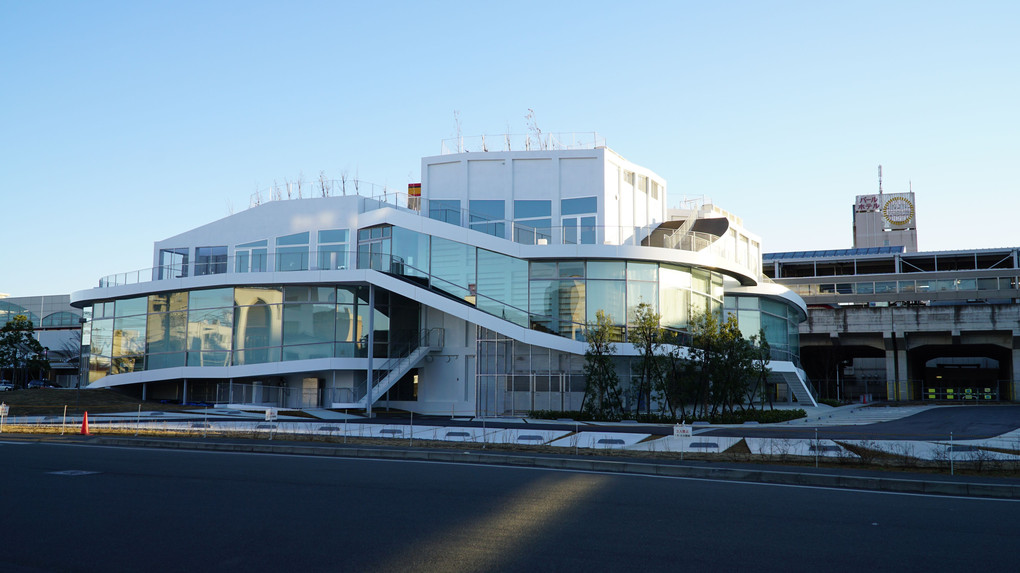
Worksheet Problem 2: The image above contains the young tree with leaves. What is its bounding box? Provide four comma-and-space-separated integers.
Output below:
581, 310, 623, 420
748, 330, 773, 410
629, 302, 664, 416
660, 330, 696, 421
0, 315, 50, 387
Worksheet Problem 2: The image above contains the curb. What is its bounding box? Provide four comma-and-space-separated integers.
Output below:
87, 436, 1020, 500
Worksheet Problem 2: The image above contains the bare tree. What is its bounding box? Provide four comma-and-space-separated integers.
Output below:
319, 170, 330, 197
454, 110, 462, 152
525, 108, 544, 150
340, 170, 348, 196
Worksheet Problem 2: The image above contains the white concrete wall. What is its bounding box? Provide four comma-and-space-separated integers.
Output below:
420, 148, 666, 245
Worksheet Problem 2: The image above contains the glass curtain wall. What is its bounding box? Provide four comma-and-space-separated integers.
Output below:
112, 296, 147, 374
85, 285, 421, 381
146, 292, 188, 369
186, 288, 233, 367
724, 295, 801, 359
234, 287, 283, 365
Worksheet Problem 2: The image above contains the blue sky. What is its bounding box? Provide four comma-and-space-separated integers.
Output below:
2, 1, 1018, 297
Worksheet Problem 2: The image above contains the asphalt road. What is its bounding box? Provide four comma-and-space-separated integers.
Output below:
704, 405, 1020, 440
1, 440, 1017, 572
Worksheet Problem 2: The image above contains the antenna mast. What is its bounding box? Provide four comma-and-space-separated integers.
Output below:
878, 165, 883, 196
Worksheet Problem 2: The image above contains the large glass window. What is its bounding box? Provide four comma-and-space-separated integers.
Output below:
391, 227, 429, 278
196, 246, 228, 276
357, 226, 392, 271
587, 260, 626, 280
430, 236, 476, 302
115, 297, 148, 317
276, 232, 309, 272
317, 230, 349, 271
529, 279, 585, 340
476, 249, 529, 326
146, 291, 188, 370
233, 287, 283, 365
112, 314, 146, 373
562, 197, 597, 245
281, 283, 336, 356
187, 288, 233, 367
429, 199, 461, 225
585, 280, 625, 326
469, 200, 505, 238
627, 281, 658, 325
158, 248, 189, 279
659, 264, 692, 329
335, 286, 365, 357
235, 240, 268, 273
190, 288, 233, 309
514, 200, 552, 245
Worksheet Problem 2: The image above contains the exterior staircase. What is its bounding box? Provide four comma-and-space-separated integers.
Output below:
774, 370, 819, 407
331, 328, 444, 409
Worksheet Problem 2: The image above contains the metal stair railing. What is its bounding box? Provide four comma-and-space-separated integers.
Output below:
342, 328, 444, 407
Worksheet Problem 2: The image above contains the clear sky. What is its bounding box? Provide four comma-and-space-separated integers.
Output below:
2, 1, 1018, 297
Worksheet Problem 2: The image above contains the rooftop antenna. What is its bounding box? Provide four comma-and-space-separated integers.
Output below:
909, 179, 913, 192
878, 164, 883, 196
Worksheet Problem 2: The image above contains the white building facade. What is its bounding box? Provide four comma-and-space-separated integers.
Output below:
71, 137, 812, 415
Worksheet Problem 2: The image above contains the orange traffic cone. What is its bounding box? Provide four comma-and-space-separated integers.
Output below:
81, 411, 90, 435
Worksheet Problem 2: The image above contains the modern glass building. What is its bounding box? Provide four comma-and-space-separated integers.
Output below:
71, 135, 811, 414
0, 294, 82, 387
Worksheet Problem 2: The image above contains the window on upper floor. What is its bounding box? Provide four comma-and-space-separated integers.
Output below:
468, 200, 505, 238
317, 229, 349, 270
196, 246, 228, 276
513, 200, 552, 245
235, 240, 268, 273
429, 199, 461, 226
561, 197, 597, 245
158, 248, 189, 279
276, 232, 309, 272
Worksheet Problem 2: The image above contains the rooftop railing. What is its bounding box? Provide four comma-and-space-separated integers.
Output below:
440, 132, 606, 154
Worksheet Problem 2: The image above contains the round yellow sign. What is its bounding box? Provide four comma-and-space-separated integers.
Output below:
882, 196, 914, 226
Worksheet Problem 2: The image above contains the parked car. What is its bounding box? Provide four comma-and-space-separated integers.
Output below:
27, 380, 59, 389
0, 380, 13, 391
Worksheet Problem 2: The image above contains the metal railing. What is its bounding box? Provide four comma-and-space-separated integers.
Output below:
440, 132, 605, 154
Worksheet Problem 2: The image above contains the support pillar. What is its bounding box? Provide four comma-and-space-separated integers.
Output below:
1012, 346, 1020, 402
366, 284, 375, 418
182, 379, 188, 405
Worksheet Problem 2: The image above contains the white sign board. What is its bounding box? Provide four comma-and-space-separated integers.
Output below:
673, 423, 692, 438
265, 408, 278, 421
